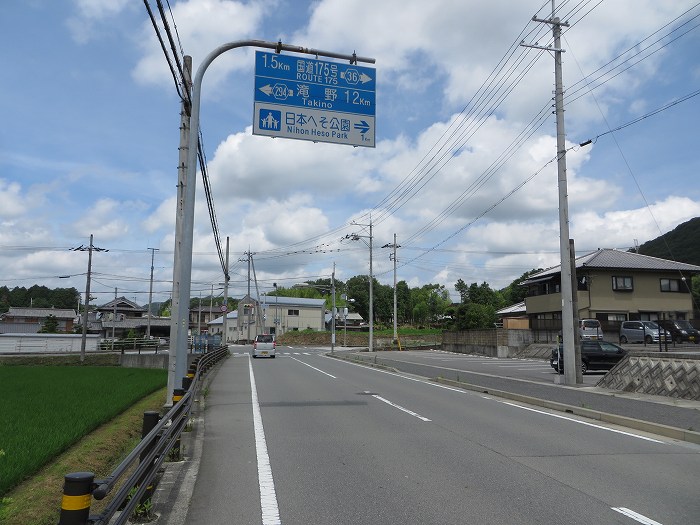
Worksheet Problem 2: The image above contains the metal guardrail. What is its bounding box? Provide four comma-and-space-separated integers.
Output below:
57, 346, 229, 525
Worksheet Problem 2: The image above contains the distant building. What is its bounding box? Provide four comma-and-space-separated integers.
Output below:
0, 307, 78, 334
97, 297, 170, 338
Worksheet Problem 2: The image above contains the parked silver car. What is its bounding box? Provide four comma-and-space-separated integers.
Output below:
619, 320, 668, 344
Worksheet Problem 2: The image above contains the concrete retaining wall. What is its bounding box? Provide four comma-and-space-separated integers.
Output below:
442, 329, 534, 358
119, 352, 203, 370
0, 333, 100, 353
597, 352, 700, 400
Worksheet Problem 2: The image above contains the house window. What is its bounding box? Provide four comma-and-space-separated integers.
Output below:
288, 309, 299, 316
612, 276, 633, 291
660, 278, 685, 292
606, 313, 626, 322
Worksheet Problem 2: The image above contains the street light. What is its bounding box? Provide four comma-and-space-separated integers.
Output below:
344, 218, 373, 352
341, 294, 355, 347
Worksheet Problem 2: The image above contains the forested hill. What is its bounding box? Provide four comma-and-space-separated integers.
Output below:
0, 286, 80, 314
637, 217, 700, 266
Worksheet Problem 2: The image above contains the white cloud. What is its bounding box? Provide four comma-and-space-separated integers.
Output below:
131, 0, 273, 92
67, 0, 133, 43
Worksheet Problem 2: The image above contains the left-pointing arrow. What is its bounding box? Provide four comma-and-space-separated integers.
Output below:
259, 84, 273, 96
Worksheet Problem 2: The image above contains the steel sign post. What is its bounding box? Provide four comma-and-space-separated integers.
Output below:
168, 40, 374, 402
253, 51, 376, 147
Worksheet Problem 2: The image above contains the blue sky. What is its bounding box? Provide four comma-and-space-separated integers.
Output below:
2, 0, 699, 307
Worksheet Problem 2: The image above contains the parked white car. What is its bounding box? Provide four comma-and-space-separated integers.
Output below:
579, 319, 603, 340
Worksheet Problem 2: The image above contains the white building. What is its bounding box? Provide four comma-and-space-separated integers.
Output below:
209, 295, 326, 343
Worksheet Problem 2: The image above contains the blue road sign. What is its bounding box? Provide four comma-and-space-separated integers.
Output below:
253, 51, 376, 148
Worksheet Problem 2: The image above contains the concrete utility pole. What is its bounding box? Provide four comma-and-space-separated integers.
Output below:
222, 236, 230, 346
112, 288, 117, 346
168, 55, 192, 403
346, 217, 374, 352
146, 247, 158, 339
170, 41, 374, 390
522, 2, 577, 385
382, 234, 400, 342
72, 234, 108, 362
331, 263, 336, 354
247, 251, 252, 343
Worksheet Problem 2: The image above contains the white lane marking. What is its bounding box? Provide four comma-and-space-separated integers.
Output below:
612, 507, 663, 525
371, 394, 431, 422
248, 357, 282, 525
502, 402, 665, 443
325, 355, 466, 393
290, 357, 336, 378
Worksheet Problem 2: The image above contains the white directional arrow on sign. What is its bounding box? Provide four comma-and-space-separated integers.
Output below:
360, 73, 372, 84
259, 84, 273, 96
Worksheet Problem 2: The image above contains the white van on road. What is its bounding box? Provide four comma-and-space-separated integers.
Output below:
579, 319, 603, 340
252, 333, 276, 358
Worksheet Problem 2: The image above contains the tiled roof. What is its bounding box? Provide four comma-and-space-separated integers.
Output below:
497, 302, 526, 315
522, 249, 700, 283
245, 296, 326, 308
3, 307, 77, 319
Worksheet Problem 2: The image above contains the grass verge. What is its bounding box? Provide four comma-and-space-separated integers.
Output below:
0, 387, 167, 525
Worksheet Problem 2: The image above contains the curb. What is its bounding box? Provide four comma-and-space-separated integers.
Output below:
433, 377, 700, 445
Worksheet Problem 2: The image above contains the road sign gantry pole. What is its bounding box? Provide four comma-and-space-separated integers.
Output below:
169, 40, 374, 396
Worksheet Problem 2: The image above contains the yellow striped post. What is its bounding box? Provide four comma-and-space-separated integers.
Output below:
59, 472, 94, 525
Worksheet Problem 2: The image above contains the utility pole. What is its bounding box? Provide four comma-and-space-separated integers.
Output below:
168, 55, 192, 403
522, 1, 577, 384
346, 217, 373, 352
247, 251, 252, 343
72, 234, 108, 362
146, 247, 159, 339
222, 236, 230, 347
382, 234, 400, 343
331, 262, 336, 354
250, 253, 264, 334
112, 288, 117, 350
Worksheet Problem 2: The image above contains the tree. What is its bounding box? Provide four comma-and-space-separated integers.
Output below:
39, 314, 59, 333
454, 303, 497, 330
500, 269, 542, 305
396, 280, 412, 324
412, 302, 429, 326
455, 279, 469, 303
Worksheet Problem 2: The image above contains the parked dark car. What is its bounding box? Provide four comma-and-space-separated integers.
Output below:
550, 341, 627, 374
657, 319, 699, 344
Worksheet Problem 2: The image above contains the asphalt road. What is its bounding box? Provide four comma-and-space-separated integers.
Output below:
167, 347, 700, 525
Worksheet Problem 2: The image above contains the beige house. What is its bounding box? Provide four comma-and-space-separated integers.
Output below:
522, 249, 700, 336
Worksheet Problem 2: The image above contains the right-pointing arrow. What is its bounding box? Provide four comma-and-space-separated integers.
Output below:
354, 120, 370, 134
